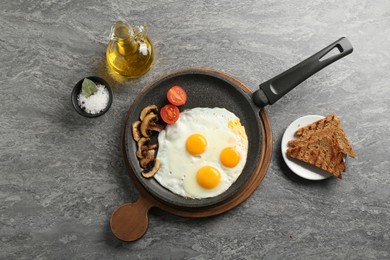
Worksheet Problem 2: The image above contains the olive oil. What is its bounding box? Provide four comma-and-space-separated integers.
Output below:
106, 21, 154, 78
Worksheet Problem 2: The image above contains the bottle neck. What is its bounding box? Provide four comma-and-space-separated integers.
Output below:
112, 23, 137, 55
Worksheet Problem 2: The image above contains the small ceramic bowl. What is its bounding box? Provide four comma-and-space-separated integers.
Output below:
71, 76, 113, 118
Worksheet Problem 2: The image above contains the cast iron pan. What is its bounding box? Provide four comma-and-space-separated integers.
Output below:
111, 37, 353, 240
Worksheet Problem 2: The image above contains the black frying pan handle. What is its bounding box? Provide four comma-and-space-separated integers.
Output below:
252, 37, 353, 107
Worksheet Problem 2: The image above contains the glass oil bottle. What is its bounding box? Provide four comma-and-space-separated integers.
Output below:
106, 21, 155, 78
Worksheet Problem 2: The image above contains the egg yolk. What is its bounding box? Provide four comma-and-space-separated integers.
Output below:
220, 147, 241, 168
196, 166, 221, 189
186, 134, 207, 155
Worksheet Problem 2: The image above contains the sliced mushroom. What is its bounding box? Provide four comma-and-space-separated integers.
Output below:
131, 121, 141, 141
142, 159, 160, 178
140, 113, 164, 137
140, 105, 158, 121
139, 149, 156, 168
136, 137, 148, 158
136, 137, 158, 158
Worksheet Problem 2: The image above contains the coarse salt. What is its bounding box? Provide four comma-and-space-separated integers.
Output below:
78, 84, 109, 114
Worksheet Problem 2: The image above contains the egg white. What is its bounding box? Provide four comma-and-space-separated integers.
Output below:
155, 107, 248, 199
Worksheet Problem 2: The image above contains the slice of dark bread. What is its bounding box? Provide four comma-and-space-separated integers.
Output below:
287, 136, 344, 179
295, 114, 340, 136
289, 114, 355, 158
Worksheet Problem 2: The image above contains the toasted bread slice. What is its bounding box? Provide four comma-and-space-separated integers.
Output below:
295, 114, 340, 136
287, 136, 344, 179
291, 114, 355, 158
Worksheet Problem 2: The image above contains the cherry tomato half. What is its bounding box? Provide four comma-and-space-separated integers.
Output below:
160, 104, 180, 124
167, 86, 187, 106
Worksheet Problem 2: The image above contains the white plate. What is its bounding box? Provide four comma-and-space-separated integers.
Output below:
281, 115, 333, 180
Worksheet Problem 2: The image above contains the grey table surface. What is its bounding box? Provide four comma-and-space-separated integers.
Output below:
1, 0, 389, 259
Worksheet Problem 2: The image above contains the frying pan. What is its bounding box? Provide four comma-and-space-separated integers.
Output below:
111, 37, 353, 241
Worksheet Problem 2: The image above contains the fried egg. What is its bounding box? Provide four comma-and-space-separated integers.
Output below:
155, 107, 248, 199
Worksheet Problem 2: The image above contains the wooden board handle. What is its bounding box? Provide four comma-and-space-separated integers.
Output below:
110, 197, 153, 241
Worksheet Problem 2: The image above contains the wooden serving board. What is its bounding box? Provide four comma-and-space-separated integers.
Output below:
110, 71, 273, 241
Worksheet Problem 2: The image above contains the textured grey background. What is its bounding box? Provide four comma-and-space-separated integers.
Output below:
1, 0, 389, 259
